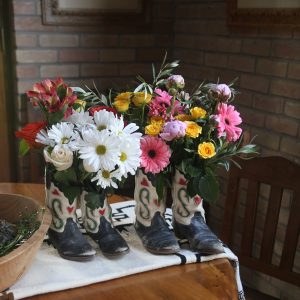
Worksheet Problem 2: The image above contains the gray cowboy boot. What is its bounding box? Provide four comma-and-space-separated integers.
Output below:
172, 169, 224, 255
46, 181, 95, 261
134, 169, 179, 254
80, 191, 129, 256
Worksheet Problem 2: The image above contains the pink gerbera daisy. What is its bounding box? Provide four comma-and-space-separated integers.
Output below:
215, 103, 242, 142
140, 136, 171, 174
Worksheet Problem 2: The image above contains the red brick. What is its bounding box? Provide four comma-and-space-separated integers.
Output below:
100, 49, 135, 62
259, 28, 293, 39
13, 16, 57, 32
118, 63, 152, 78
81, 35, 119, 47
272, 41, 300, 60
240, 74, 269, 93
13, 0, 36, 15
39, 34, 79, 47
40, 65, 79, 78
270, 79, 300, 99
253, 94, 283, 113
17, 79, 38, 94
15, 33, 37, 47
252, 128, 280, 151
234, 90, 253, 107
288, 63, 300, 80
284, 101, 300, 119
228, 55, 255, 72
16, 49, 57, 63
119, 35, 155, 47
80, 64, 118, 77
173, 49, 204, 65
256, 59, 287, 77
175, 35, 197, 49
217, 38, 242, 53
175, 20, 228, 35
181, 63, 216, 82
238, 107, 265, 127
280, 137, 300, 157
59, 50, 98, 62
204, 53, 228, 68
136, 48, 167, 62
155, 34, 173, 47
242, 39, 271, 56
16, 65, 39, 79
265, 115, 298, 136
175, 2, 226, 19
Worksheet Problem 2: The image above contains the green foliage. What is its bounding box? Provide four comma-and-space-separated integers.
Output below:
19, 139, 30, 156
84, 191, 106, 210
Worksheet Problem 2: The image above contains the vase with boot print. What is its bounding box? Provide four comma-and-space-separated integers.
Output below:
45, 170, 95, 261
171, 169, 224, 255
80, 190, 129, 256
134, 169, 179, 254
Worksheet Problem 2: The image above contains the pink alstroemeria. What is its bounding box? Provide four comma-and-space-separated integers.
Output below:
214, 103, 242, 142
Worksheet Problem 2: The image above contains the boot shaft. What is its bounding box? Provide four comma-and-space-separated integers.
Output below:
171, 169, 205, 225
134, 169, 166, 227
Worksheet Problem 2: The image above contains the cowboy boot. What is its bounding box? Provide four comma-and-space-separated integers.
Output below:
80, 191, 129, 256
172, 169, 224, 255
134, 169, 180, 254
45, 180, 95, 261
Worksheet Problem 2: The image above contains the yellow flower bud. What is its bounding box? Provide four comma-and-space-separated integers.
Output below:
198, 142, 216, 159
175, 114, 193, 121
190, 107, 207, 119
150, 116, 164, 126
132, 92, 152, 107
185, 121, 202, 138
145, 123, 162, 136
113, 92, 132, 112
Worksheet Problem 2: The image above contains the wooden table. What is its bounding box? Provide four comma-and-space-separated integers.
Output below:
0, 183, 238, 300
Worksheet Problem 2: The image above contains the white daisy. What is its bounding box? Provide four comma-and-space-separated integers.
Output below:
91, 168, 122, 189
47, 122, 79, 150
35, 129, 55, 147
118, 138, 141, 177
93, 110, 116, 131
110, 115, 142, 140
66, 109, 94, 127
78, 128, 121, 172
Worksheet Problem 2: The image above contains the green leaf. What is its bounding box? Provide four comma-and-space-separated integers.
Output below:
58, 185, 81, 204
54, 168, 77, 184
85, 191, 105, 210
19, 139, 30, 156
198, 173, 220, 204
47, 110, 65, 126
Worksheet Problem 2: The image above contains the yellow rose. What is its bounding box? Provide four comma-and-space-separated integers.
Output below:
190, 107, 206, 119
198, 142, 216, 159
175, 114, 193, 121
132, 92, 152, 107
150, 116, 164, 126
145, 123, 162, 136
113, 92, 132, 112
185, 121, 202, 138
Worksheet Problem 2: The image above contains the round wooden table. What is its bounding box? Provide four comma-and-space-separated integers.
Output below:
0, 183, 238, 300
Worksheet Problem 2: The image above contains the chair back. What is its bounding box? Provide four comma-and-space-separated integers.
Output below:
221, 156, 300, 286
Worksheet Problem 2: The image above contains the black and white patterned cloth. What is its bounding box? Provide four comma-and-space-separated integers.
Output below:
9, 200, 245, 300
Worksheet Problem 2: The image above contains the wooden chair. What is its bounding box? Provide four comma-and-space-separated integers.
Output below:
221, 156, 300, 287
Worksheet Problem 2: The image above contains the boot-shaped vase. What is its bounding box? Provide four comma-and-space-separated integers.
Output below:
80, 191, 129, 256
134, 169, 179, 254
172, 169, 224, 255
46, 181, 95, 261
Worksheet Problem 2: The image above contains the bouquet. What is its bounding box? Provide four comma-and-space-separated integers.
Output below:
111, 55, 258, 203
15, 78, 142, 207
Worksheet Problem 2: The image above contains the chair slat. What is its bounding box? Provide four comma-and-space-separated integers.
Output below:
260, 186, 282, 263
241, 179, 259, 256
280, 190, 300, 272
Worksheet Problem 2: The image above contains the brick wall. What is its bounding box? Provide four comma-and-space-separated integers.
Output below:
173, 1, 300, 299
11, 0, 175, 180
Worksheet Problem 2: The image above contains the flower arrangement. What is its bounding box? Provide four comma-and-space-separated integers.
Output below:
15, 78, 142, 207
111, 55, 258, 203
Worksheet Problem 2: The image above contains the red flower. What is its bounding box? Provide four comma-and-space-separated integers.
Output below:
89, 105, 118, 116
15, 121, 47, 148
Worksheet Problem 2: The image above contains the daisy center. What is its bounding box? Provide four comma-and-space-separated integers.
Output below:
102, 170, 110, 179
120, 152, 127, 162
61, 136, 69, 144
148, 150, 156, 158
96, 145, 106, 155
98, 125, 107, 131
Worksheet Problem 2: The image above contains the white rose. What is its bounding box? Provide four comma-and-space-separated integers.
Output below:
44, 146, 73, 171
83, 159, 99, 173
